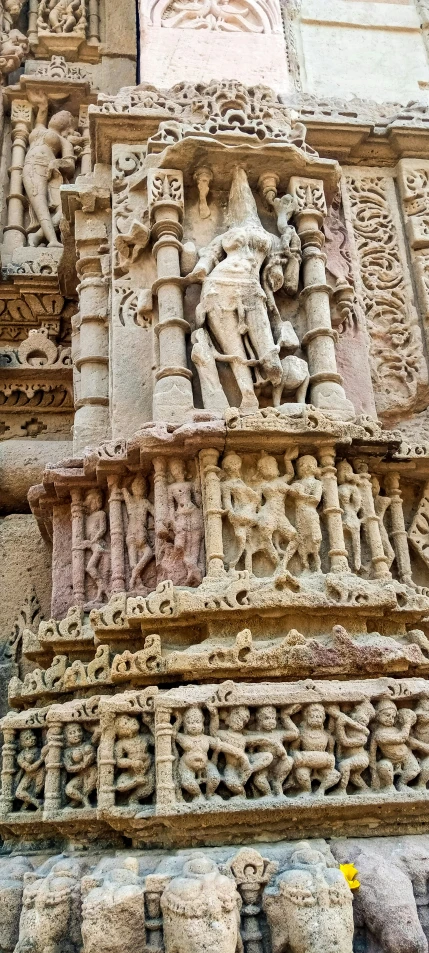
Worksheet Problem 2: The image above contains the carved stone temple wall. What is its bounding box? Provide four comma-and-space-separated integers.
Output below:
6, 4, 429, 953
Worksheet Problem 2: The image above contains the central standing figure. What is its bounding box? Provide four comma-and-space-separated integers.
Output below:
189, 167, 288, 414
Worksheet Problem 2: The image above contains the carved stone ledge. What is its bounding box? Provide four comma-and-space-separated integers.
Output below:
3, 677, 429, 848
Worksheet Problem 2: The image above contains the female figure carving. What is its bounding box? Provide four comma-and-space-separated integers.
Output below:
22, 95, 79, 247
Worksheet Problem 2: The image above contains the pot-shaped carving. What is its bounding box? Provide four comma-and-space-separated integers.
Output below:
160, 856, 242, 953
263, 842, 354, 953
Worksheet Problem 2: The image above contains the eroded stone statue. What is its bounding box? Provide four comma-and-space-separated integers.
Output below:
160, 855, 242, 953
114, 713, 155, 804
123, 475, 154, 590
15, 729, 45, 811
62, 723, 98, 809
189, 167, 306, 414
263, 842, 354, 953
22, 94, 80, 247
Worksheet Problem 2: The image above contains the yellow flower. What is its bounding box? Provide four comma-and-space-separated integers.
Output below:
339, 863, 360, 890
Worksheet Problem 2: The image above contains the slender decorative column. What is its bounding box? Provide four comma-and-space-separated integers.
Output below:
145, 874, 171, 953
97, 709, 116, 810
74, 207, 110, 451
3, 100, 33, 254
154, 706, 176, 811
288, 177, 354, 418
108, 476, 125, 593
318, 444, 349, 573
78, 106, 92, 175
199, 448, 225, 577
43, 721, 63, 816
0, 728, 16, 815
148, 169, 194, 424
354, 459, 392, 579
27, 0, 39, 46
71, 488, 86, 605
87, 0, 100, 45
385, 471, 413, 586
153, 456, 169, 558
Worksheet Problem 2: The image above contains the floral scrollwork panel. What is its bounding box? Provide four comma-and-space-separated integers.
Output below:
343, 172, 428, 423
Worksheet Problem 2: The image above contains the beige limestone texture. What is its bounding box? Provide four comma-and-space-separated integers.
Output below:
299, 0, 429, 103
0, 515, 51, 640
0, 440, 72, 513
138, 27, 290, 91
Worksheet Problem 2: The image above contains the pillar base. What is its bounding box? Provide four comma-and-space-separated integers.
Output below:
153, 376, 195, 424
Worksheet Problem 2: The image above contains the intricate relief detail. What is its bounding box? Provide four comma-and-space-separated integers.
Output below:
154, 457, 205, 587
160, 857, 242, 953
397, 161, 429, 358
189, 168, 306, 415
409, 482, 429, 570
0, 293, 74, 344
37, 0, 87, 36
344, 173, 428, 421
147, 168, 184, 218
11, 622, 429, 708
33, 55, 90, 80
263, 842, 354, 953
0, 588, 43, 667
22, 97, 82, 248
99, 81, 313, 150
146, 0, 282, 33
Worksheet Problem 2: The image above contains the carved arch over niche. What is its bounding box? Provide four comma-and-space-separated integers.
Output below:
144, 0, 283, 33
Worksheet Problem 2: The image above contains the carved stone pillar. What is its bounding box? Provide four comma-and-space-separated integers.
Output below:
318, 444, 349, 573
385, 471, 413, 586
3, 100, 32, 254
354, 459, 392, 579
108, 476, 125, 593
78, 106, 92, 175
74, 205, 110, 452
200, 448, 225, 577
0, 728, 16, 815
71, 488, 86, 605
154, 706, 176, 811
148, 169, 194, 424
288, 177, 354, 418
43, 721, 63, 815
153, 457, 169, 565
98, 709, 116, 810
144, 874, 171, 953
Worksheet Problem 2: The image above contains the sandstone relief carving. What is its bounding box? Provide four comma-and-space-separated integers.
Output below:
161, 856, 242, 953
263, 841, 354, 953
344, 172, 428, 424
22, 94, 80, 248
189, 169, 306, 416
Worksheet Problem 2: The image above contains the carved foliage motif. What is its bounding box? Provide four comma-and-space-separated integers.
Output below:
397, 161, 429, 355
344, 173, 428, 420
145, 0, 282, 33
100, 81, 311, 149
